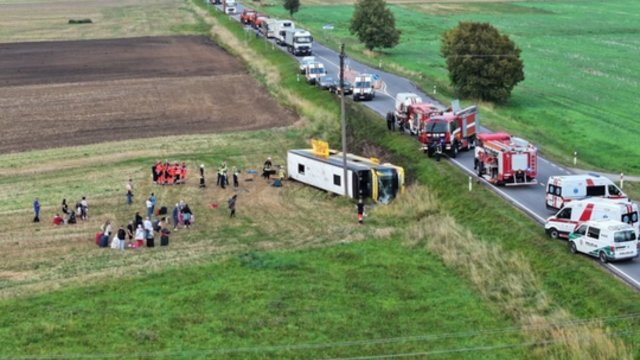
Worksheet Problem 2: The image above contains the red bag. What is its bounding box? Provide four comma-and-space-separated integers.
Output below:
95, 232, 102, 246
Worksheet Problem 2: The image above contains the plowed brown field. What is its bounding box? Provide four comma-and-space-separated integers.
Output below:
0, 35, 296, 153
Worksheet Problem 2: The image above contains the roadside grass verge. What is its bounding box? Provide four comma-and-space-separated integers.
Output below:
347, 101, 640, 358
250, 0, 640, 175
0, 0, 206, 42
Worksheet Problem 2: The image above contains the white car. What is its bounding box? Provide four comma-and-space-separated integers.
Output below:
299, 56, 316, 74
569, 220, 638, 263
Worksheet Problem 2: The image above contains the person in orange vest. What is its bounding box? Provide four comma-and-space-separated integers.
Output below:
163, 160, 170, 184
166, 164, 175, 184
181, 162, 187, 184
172, 163, 181, 184
153, 161, 163, 183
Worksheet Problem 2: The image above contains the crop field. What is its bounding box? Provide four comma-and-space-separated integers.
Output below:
0, 0, 207, 42
0, 36, 296, 153
255, 0, 640, 174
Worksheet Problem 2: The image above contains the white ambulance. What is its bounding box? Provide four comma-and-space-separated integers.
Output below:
545, 174, 626, 211
568, 220, 638, 263
545, 198, 639, 239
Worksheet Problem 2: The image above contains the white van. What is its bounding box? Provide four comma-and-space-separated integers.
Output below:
568, 220, 638, 263
545, 174, 626, 211
545, 198, 639, 239
353, 74, 375, 101
224, 0, 236, 14
304, 62, 326, 85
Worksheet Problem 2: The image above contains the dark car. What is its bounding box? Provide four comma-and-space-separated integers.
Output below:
315, 75, 335, 90
329, 79, 353, 95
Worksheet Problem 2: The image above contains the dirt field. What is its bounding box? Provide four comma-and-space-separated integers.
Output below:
0, 35, 297, 153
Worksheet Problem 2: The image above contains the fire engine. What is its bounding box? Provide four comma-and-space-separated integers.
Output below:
391, 93, 441, 135
474, 132, 537, 186
418, 105, 478, 158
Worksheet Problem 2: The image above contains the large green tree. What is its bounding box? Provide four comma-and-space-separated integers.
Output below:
349, 0, 400, 51
441, 22, 524, 104
283, 0, 300, 17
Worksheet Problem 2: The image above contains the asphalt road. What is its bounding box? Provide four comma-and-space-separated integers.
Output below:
212, 2, 640, 290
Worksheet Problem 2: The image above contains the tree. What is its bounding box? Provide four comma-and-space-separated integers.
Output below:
349, 0, 400, 51
441, 22, 524, 104
283, 0, 300, 17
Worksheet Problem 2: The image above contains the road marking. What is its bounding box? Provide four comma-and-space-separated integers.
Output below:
540, 183, 545, 187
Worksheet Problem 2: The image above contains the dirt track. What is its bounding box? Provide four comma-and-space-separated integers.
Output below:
0, 36, 297, 153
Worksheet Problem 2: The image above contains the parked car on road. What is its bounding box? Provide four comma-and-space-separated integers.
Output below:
299, 56, 316, 74
316, 75, 335, 90
329, 79, 353, 95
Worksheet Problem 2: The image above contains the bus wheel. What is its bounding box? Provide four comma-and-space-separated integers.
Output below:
548, 228, 559, 239
599, 251, 608, 264
569, 242, 577, 254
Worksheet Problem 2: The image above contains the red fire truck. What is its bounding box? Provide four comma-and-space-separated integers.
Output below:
474, 132, 537, 186
418, 105, 478, 158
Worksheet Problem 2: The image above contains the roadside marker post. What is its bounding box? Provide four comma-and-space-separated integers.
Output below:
469, 176, 472, 192
296, 73, 299, 82
573, 151, 577, 166
433, 85, 437, 95
621, 173, 624, 189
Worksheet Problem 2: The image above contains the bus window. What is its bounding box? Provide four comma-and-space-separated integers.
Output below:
586, 186, 605, 196
376, 169, 397, 204
587, 227, 600, 240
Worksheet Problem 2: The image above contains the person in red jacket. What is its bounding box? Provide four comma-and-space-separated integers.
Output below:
53, 213, 64, 225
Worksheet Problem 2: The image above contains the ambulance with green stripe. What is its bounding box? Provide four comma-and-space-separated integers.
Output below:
545, 198, 639, 239
568, 220, 638, 263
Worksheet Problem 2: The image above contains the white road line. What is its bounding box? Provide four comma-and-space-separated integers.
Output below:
608, 264, 640, 288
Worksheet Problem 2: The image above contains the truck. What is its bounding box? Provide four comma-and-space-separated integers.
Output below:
283, 29, 313, 56
418, 105, 478, 158
255, 16, 270, 34
240, 9, 255, 25
352, 74, 375, 101
545, 198, 639, 239
259, 18, 277, 38
274, 20, 294, 45
223, 0, 236, 14
390, 93, 440, 135
304, 62, 326, 85
546, 174, 627, 211
569, 220, 638, 263
287, 149, 405, 204
474, 132, 537, 186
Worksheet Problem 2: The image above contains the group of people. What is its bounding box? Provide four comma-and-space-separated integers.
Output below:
34, 197, 89, 225
97, 197, 196, 250
213, 161, 240, 190
152, 161, 188, 185
262, 157, 286, 187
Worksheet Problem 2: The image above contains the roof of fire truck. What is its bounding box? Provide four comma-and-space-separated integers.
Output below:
478, 132, 536, 153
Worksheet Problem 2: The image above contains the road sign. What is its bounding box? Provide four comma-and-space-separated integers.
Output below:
372, 73, 380, 81
322, 24, 334, 30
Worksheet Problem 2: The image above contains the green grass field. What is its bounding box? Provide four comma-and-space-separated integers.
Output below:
1, 0, 640, 358
255, 0, 640, 174
0, 0, 208, 42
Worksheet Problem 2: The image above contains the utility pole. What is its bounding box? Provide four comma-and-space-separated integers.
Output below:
340, 44, 348, 197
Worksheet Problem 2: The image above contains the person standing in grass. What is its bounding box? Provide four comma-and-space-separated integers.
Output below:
150, 193, 157, 215
199, 164, 206, 188
172, 203, 180, 231
33, 198, 41, 223
80, 196, 89, 221
126, 178, 134, 205
134, 224, 145, 248
232, 166, 239, 188
146, 197, 154, 219
228, 194, 237, 218
357, 197, 365, 225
